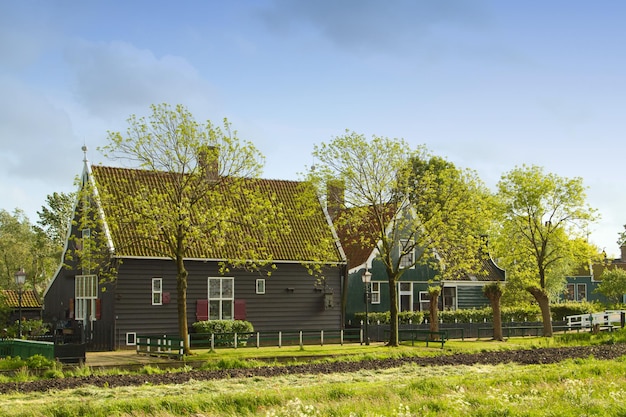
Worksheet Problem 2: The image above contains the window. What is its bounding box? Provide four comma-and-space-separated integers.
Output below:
75, 274, 97, 321
398, 239, 414, 269
442, 287, 457, 311
419, 291, 430, 312
152, 278, 163, 305
577, 283, 587, 301
256, 279, 266, 294
566, 284, 575, 301
208, 277, 234, 320
126, 332, 136, 346
398, 282, 413, 312
370, 282, 380, 304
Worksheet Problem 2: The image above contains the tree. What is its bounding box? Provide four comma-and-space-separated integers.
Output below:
37, 192, 75, 251
483, 282, 504, 341
307, 131, 490, 346
97, 103, 287, 354
493, 165, 598, 337
0, 209, 59, 294
595, 268, 626, 305
427, 285, 441, 335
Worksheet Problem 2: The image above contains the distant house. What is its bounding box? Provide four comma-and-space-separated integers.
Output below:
43, 156, 346, 350
2, 289, 42, 325
331, 202, 505, 325
563, 247, 626, 304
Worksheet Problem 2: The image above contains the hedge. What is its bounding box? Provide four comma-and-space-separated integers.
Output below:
353, 303, 602, 325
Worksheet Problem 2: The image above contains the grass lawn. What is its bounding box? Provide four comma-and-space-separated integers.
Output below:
0, 332, 624, 417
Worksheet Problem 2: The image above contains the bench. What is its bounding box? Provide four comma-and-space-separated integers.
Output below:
396, 329, 448, 349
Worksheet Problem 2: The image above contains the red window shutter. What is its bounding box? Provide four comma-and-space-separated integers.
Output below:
69, 298, 74, 319
234, 299, 246, 320
95, 299, 101, 320
196, 299, 209, 321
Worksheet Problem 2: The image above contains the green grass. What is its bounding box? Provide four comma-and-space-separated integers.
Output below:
2, 355, 626, 416
2, 331, 626, 416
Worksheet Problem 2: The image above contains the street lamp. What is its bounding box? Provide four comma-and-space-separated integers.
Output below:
361, 269, 372, 345
14, 268, 26, 338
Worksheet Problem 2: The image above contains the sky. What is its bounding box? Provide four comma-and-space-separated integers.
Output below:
1, 1, 626, 256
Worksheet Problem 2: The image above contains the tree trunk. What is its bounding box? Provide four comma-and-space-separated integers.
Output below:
484, 283, 504, 341
388, 276, 399, 347
528, 287, 553, 337
429, 292, 440, 336
488, 293, 503, 341
176, 255, 190, 354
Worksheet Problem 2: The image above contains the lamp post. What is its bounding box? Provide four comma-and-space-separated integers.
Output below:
361, 269, 372, 345
14, 268, 26, 338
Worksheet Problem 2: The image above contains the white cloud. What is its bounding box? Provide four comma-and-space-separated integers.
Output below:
64, 40, 221, 120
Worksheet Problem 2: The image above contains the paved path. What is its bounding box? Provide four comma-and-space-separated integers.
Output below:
85, 350, 175, 367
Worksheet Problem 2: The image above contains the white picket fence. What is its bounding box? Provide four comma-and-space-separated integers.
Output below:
565, 310, 625, 330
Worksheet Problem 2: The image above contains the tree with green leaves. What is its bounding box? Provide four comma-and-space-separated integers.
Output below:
307, 131, 491, 346
96, 103, 288, 354
0, 209, 60, 294
37, 192, 75, 251
493, 165, 598, 337
595, 268, 626, 305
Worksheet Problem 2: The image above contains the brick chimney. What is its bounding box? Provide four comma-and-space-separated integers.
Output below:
197, 145, 219, 182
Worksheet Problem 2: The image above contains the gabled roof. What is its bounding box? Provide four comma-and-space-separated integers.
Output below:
334, 205, 504, 281
1, 290, 42, 309
89, 165, 344, 264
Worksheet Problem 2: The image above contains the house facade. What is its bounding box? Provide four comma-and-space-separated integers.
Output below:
332, 201, 505, 325
562, 247, 626, 304
43, 156, 346, 350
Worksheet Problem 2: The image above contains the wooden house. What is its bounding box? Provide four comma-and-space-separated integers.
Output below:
2, 289, 42, 326
43, 157, 346, 350
563, 247, 626, 304
332, 203, 505, 325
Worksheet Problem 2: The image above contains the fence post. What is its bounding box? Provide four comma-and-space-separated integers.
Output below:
256, 332, 260, 348
299, 331, 303, 348
234, 333, 238, 349
340, 329, 344, 345
210, 333, 215, 351
279, 331, 282, 348
321, 330, 324, 346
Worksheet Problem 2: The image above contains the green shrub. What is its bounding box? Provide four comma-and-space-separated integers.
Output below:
191, 320, 254, 347
25, 354, 54, 370
354, 311, 390, 324
550, 301, 603, 321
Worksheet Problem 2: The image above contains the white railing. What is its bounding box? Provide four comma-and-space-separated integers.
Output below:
565, 310, 625, 329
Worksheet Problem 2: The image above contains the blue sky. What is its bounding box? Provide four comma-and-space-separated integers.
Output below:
1, 1, 625, 255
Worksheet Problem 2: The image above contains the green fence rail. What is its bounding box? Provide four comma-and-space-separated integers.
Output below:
0, 339, 55, 360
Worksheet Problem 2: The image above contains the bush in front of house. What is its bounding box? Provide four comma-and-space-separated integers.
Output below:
191, 320, 254, 347
550, 301, 603, 321
354, 303, 601, 326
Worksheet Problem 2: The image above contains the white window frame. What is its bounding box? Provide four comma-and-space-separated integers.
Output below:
75, 274, 97, 321
419, 291, 430, 312
566, 283, 576, 301
152, 278, 163, 305
576, 283, 587, 301
370, 282, 381, 304
256, 279, 266, 294
398, 239, 415, 269
398, 282, 414, 311
208, 277, 234, 320
442, 286, 458, 311
126, 332, 136, 346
